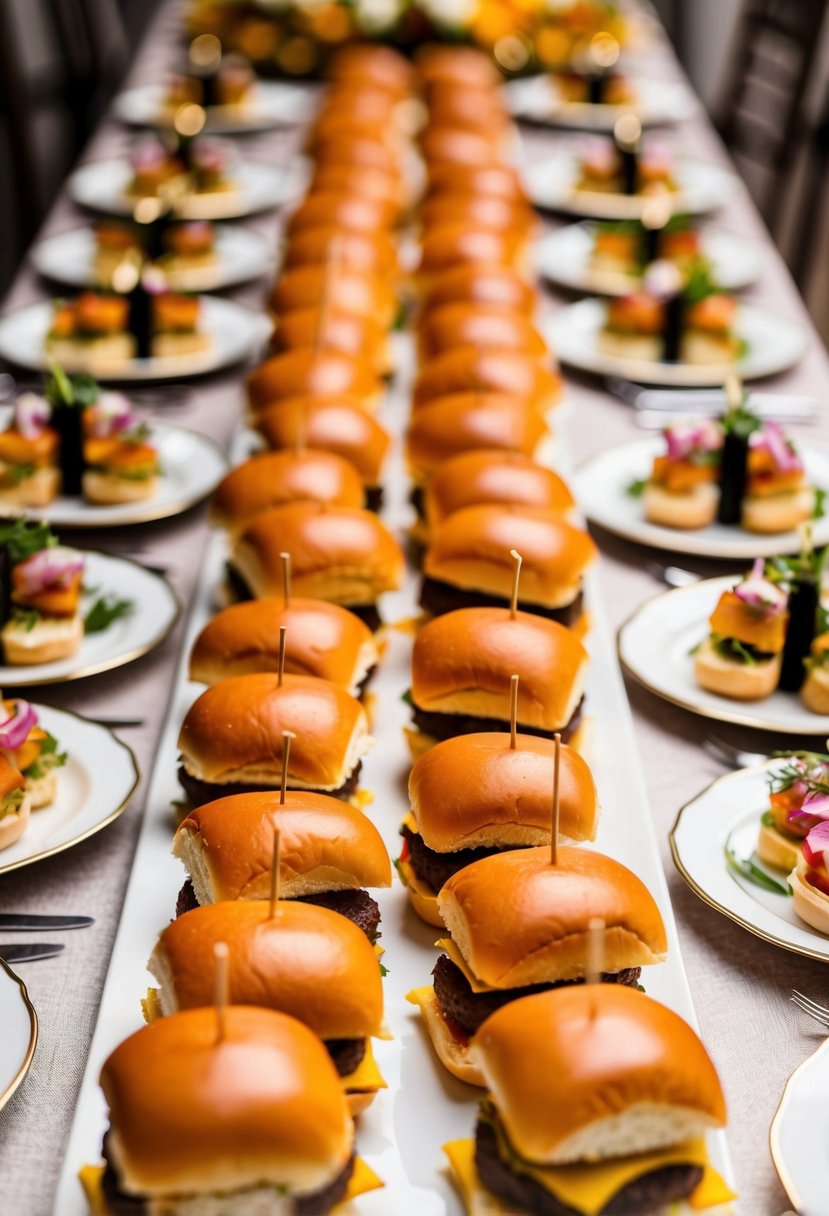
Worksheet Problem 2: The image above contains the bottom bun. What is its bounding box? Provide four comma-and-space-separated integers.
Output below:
756, 821, 801, 873
347, 1092, 377, 1118
0, 467, 60, 508
790, 863, 829, 935
398, 857, 444, 928
597, 331, 662, 363
742, 488, 814, 535
1, 615, 83, 665
83, 470, 158, 504
27, 771, 57, 811
694, 637, 781, 701
406, 986, 484, 1087
152, 332, 214, 360
0, 795, 31, 851
643, 481, 718, 530
680, 332, 740, 366
801, 665, 829, 715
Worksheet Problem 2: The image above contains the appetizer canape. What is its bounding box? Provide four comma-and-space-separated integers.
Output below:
444, 985, 732, 1214
694, 559, 789, 700
0, 753, 30, 851
589, 215, 704, 279
642, 416, 722, 528
789, 812, 829, 935
125, 136, 187, 201
172, 789, 391, 939
0, 697, 65, 808
164, 52, 256, 115
0, 394, 60, 507
756, 752, 829, 872
46, 287, 210, 368
83, 391, 160, 504
407, 845, 666, 1085
576, 134, 677, 196
0, 520, 85, 665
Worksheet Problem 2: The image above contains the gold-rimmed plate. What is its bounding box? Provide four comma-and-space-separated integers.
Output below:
0, 704, 139, 876
507, 76, 696, 130
0, 957, 37, 1110
618, 577, 829, 735
671, 759, 829, 963
770, 1036, 829, 1215
0, 551, 179, 688
114, 81, 313, 135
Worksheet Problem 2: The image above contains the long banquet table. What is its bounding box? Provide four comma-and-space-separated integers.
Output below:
0, 3, 826, 1212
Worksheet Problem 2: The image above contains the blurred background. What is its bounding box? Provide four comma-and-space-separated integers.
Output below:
0, 0, 826, 339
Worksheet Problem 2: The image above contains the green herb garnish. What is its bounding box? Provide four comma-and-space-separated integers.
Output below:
24, 731, 67, 781
0, 518, 56, 563
44, 367, 100, 409
626, 477, 647, 498
814, 488, 826, 521
401, 689, 413, 707
84, 594, 134, 634
725, 842, 791, 896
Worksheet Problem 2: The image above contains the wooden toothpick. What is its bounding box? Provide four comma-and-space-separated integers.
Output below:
724, 372, 743, 415
277, 624, 287, 687
213, 941, 229, 1043
586, 916, 605, 988
550, 731, 561, 865
509, 548, 522, 619
509, 674, 519, 750
280, 551, 291, 608
269, 824, 281, 918
279, 729, 295, 805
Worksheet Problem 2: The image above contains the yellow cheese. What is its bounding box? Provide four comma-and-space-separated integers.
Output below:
404, 725, 434, 762
354, 787, 374, 810
141, 987, 162, 1024
401, 810, 418, 834
437, 938, 499, 994
340, 1039, 387, 1093
342, 1157, 384, 1203
392, 615, 424, 636
444, 1137, 736, 1216
398, 856, 440, 906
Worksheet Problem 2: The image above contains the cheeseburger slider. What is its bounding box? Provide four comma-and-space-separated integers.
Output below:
309, 163, 407, 218
210, 449, 364, 535
416, 44, 501, 91
406, 394, 549, 489
246, 349, 381, 416
87, 1007, 379, 1215
412, 349, 562, 416
282, 228, 398, 278
426, 165, 529, 209
173, 789, 391, 939
270, 307, 391, 376
445, 985, 732, 1214
418, 305, 546, 362
420, 193, 534, 236
408, 845, 667, 1085
421, 506, 597, 626
423, 450, 574, 535
408, 607, 588, 753
228, 502, 404, 631
417, 226, 530, 289
328, 43, 414, 97
189, 597, 379, 695
285, 192, 398, 238
421, 263, 535, 319
177, 673, 371, 806
269, 265, 396, 329
419, 127, 507, 170
398, 732, 599, 926
146, 900, 388, 1114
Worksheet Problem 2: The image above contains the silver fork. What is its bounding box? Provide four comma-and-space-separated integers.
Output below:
791, 990, 829, 1027
646, 561, 700, 589
703, 734, 768, 769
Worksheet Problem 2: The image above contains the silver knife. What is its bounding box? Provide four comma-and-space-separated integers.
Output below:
0, 913, 94, 931
0, 943, 65, 963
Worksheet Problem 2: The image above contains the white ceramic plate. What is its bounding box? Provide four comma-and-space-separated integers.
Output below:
69, 157, 301, 220
0, 959, 36, 1110
114, 81, 314, 134
30, 225, 274, 292
771, 1036, 829, 1216
0, 551, 179, 687
546, 298, 808, 384
671, 760, 829, 961
524, 152, 737, 218
536, 222, 761, 295
0, 703, 139, 876
619, 577, 829, 735
576, 436, 829, 558
0, 297, 270, 382
507, 75, 697, 129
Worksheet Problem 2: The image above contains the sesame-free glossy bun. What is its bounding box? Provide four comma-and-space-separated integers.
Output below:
283, 227, 398, 276
416, 44, 501, 89
150, 900, 384, 1038
422, 84, 508, 133
230, 502, 404, 604
247, 350, 381, 414
177, 673, 370, 792
424, 450, 573, 529
420, 193, 533, 234
210, 449, 364, 533
418, 224, 527, 278
269, 265, 395, 325
424, 504, 597, 608
173, 789, 392, 903
255, 399, 391, 486
100, 1007, 352, 1198
420, 126, 506, 167
189, 597, 378, 691
412, 607, 587, 731
472, 984, 726, 1165
285, 193, 398, 237
413, 349, 562, 413
310, 164, 406, 213
328, 45, 414, 96
418, 304, 546, 360
440, 846, 668, 988
270, 308, 389, 371
422, 264, 535, 316
406, 393, 548, 482
409, 733, 599, 850
427, 163, 528, 205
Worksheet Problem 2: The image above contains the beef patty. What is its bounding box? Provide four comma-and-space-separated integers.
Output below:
420, 578, 583, 628
411, 697, 584, 745
174, 879, 381, 944
474, 1118, 703, 1215
177, 761, 362, 808
325, 1037, 366, 1078
226, 564, 382, 632
401, 824, 505, 895
433, 955, 641, 1037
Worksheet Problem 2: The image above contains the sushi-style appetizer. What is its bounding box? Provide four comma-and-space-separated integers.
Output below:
694, 559, 789, 700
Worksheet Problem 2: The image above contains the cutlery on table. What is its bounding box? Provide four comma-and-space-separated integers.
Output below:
0, 913, 93, 931
703, 734, 768, 770
646, 561, 701, 589
791, 990, 829, 1027
87, 716, 145, 730
605, 376, 819, 422
0, 943, 64, 963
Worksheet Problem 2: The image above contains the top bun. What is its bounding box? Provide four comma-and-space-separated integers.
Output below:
255, 399, 391, 486
472, 984, 726, 1165
420, 193, 533, 234
247, 350, 380, 415
406, 393, 548, 482
283, 227, 398, 276
413, 349, 561, 413
409, 732, 599, 849
211, 449, 364, 533
328, 44, 414, 95
424, 450, 573, 529
285, 192, 398, 237
270, 308, 388, 370
418, 304, 546, 360
412, 607, 587, 730
269, 265, 395, 326
150, 899, 384, 1038
419, 126, 506, 168
101, 1006, 352, 1198
427, 163, 528, 205
416, 45, 500, 89
173, 789, 392, 903
310, 163, 406, 213
418, 224, 527, 278
422, 264, 535, 316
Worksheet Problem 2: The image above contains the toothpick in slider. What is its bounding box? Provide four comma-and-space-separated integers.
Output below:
586, 916, 605, 990
509, 548, 522, 619
213, 941, 229, 1043
724, 372, 743, 415
509, 674, 519, 750
280, 552, 291, 608
550, 731, 561, 865
277, 624, 287, 687
280, 729, 295, 806
269, 823, 282, 919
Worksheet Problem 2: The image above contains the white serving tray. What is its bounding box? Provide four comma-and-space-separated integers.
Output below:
54, 352, 735, 1213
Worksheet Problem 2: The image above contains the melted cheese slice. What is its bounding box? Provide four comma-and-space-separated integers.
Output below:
340, 1040, 387, 1093
444, 1137, 736, 1216
142, 987, 162, 1023
404, 725, 434, 763
437, 938, 498, 994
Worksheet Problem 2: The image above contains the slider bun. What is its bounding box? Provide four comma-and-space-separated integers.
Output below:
316, 85, 406, 127
424, 449, 574, 528
413, 349, 562, 414
328, 45, 414, 95
416, 45, 500, 89
742, 487, 815, 535
247, 349, 380, 415
150, 899, 383, 1038
285, 193, 398, 237
406, 393, 548, 482
407, 986, 484, 1086
270, 308, 389, 371
420, 193, 533, 233
412, 607, 588, 731
422, 263, 535, 316
418, 224, 528, 278
100, 1007, 352, 1198
418, 304, 546, 360
283, 227, 398, 276
409, 732, 598, 849
0, 793, 31, 851
427, 162, 528, 204
269, 265, 395, 325
210, 449, 364, 533
643, 481, 718, 530
231, 501, 404, 604
694, 637, 781, 700
310, 164, 405, 212
789, 859, 829, 934
173, 789, 392, 903
420, 127, 506, 167
472, 984, 726, 1166
440, 845, 668, 988
177, 673, 370, 792
424, 504, 597, 609
312, 132, 401, 174
307, 115, 398, 157
423, 84, 508, 132
189, 596, 378, 692
255, 399, 391, 485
